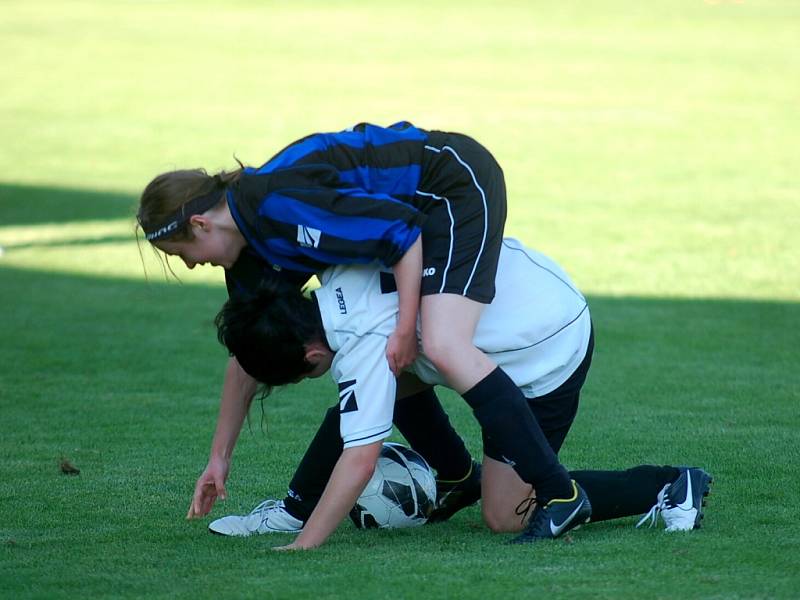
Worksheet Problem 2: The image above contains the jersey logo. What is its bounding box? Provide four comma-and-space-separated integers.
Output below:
335, 287, 347, 314
297, 225, 321, 248
338, 379, 358, 414
422, 267, 437, 277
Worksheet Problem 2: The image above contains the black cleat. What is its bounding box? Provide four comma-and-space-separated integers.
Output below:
637, 467, 713, 531
510, 480, 592, 544
427, 461, 482, 523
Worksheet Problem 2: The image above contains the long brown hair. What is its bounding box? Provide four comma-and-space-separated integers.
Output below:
136, 167, 242, 242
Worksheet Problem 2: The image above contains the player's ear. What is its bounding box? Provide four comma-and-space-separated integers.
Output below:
304, 342, 332, 377
188, 214, 211, 232
303, 345, 325, 365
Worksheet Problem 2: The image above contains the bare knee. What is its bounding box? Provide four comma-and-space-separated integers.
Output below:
420, 332, 454, 372
421, 330, 486, 375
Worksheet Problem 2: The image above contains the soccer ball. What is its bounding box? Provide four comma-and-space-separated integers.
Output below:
349, 442, 437, 529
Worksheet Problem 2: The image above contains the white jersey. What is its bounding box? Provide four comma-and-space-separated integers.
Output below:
314, 238, 591, 449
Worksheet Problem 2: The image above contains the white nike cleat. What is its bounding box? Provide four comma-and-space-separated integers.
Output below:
208, 499, 304, 536
637, 467, 713, 532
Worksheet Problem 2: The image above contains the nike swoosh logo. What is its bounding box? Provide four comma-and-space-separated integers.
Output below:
676, 471, 694, 511
549, 500, 586, 536
436, 490, 453, 508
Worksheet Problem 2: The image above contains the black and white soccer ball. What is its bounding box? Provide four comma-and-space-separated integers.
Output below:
349, 442, 437, 529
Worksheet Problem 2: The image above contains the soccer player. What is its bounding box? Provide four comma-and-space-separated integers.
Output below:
137, 122, 592, 543
212, 239, 712, 548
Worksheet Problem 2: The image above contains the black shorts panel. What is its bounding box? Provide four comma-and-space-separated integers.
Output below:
417, 132, 507, 303
482, 326, 595, 459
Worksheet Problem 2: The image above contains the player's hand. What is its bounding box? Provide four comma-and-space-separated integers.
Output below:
186, 457, 230, 519
386, 328, 418, 376
272, 542, 304, 552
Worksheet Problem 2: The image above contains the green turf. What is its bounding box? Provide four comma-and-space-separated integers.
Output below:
1, 1, 799, 598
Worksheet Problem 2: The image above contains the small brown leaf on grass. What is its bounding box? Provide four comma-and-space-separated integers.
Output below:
59, 457, 80, 475
6, 539, 17, 547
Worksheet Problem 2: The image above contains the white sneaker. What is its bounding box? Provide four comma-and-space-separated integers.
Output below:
636, 467, 713, 532
208, 499, 304, 536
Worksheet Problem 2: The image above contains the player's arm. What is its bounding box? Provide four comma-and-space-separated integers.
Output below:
387, 235, 422, 376
187, 356, 257, 518
276, 440, 383, 550
275, 322, 397, 550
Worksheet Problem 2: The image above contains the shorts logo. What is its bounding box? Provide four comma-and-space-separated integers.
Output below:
335, 287, 347, 314
422, 267, 437, 277
297, 225, 321, 248
338, 379, 358, 414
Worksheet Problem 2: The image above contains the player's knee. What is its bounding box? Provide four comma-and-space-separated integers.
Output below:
420, 332, 459, 372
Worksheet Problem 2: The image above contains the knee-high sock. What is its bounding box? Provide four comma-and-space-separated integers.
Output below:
570, 466, 680, 522
463, 367, 572, 503
393, 388, 472, 481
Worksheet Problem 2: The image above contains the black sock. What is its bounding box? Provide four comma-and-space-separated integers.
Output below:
283, 405, 343, 522
570, 466, 681, 522
463, 367, 572, 503
393, 388, 472, 481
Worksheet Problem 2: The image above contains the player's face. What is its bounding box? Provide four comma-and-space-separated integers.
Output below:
156, 224, 240, 270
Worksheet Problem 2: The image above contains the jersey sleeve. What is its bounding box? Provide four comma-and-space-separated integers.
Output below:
250, 164, 426, 268
330, 332, 396, 449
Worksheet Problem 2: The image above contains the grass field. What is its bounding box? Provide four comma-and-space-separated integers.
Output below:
1, 1, 799, 598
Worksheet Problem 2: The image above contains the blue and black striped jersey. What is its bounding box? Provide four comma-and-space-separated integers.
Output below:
226, 121, 436, 274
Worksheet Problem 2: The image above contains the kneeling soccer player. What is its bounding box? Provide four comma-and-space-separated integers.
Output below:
209, 239, 712, 548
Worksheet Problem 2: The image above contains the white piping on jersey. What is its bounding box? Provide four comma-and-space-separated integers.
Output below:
330, 329, 390, 341
485, 303, 589, 355
414, 190, 455, 293
500, 240, 585, 302
345, 425, 393, 447
421, 144, 488, 295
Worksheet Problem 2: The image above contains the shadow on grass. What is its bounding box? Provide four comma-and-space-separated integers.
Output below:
1, 262, 799, 598
0, 182, 137, 227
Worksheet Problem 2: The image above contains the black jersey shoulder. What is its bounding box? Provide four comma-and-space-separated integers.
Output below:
225, 249, 311, 299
